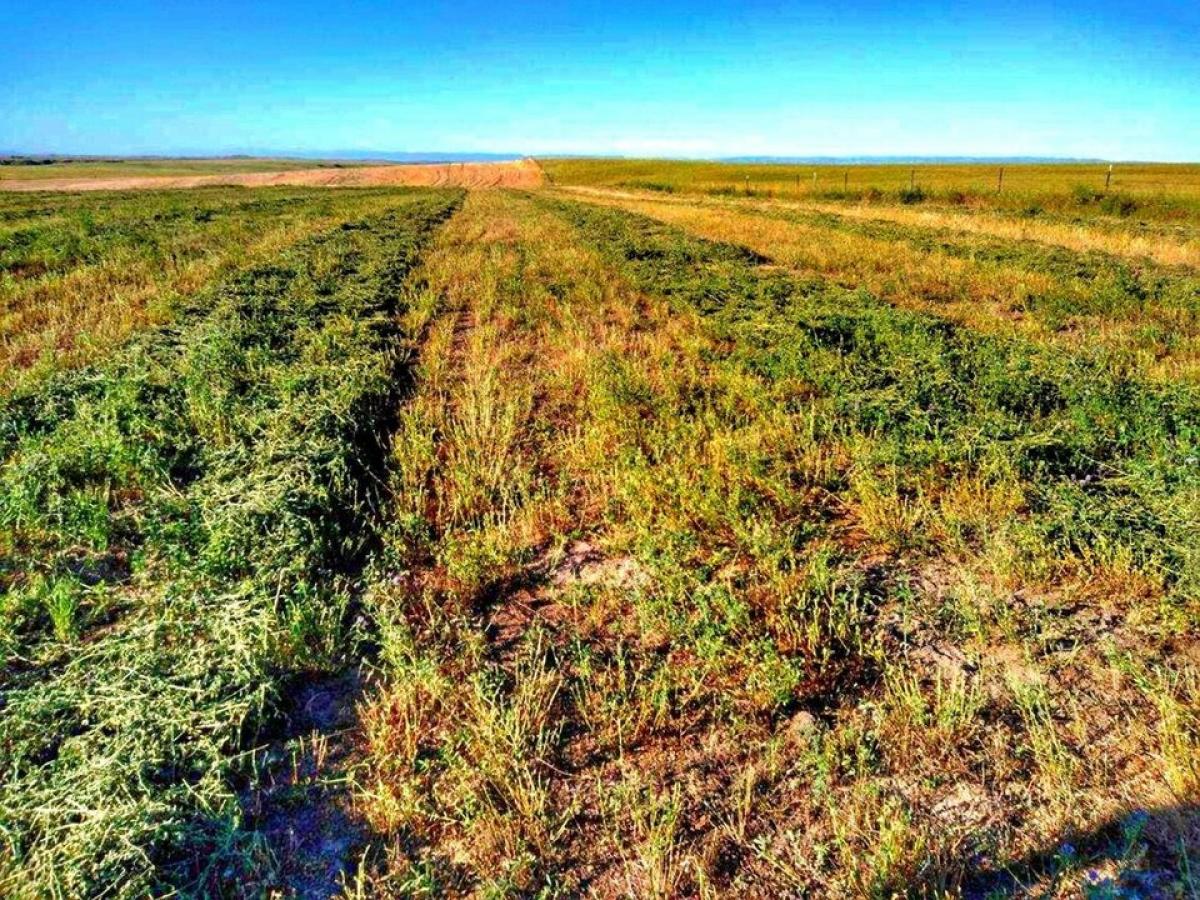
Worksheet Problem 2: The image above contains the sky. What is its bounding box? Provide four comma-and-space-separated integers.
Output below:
2, 0, 1198, 160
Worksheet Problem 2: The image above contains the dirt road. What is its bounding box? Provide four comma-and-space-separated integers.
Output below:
0, 158, 544, 192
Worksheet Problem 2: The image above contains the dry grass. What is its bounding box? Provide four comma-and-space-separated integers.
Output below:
0, 189, 408, 391
561, 180, 1200, 268
798, 197, 1200, 269
348, 190, 1200, 896
5, 174, 1199, 897
557, 186, 1200, 380
542, 157, 1200, 227
542, 157, 1200, 195
0, 159, 544, 193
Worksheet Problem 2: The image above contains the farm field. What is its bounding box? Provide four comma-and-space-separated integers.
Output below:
0, 157, 362, 182
0, 159, 544, 194
543, 158, 1200, 221
1, 161, 1198, 898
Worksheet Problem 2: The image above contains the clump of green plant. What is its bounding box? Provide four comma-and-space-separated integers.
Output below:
1100, 193, 1139, 217
620, 180, 676, 193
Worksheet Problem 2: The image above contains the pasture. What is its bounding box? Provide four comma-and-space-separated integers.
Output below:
0, 160, 1197, 897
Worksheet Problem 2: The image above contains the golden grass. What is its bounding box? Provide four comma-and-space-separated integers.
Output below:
800, 198, 1200, 269
557, 186, 1200, 380
542, 158, 1200, 199
358, 191, 630, 890
563, 182, 1200, 269
0, 193, 406, 392
351, 190, 1200, 895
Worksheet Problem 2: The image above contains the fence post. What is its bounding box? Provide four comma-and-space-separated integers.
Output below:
997, 166, 1004, 194
744, 175, 750, 195
844, 170, 849, 193
1106, 164, 1113, 191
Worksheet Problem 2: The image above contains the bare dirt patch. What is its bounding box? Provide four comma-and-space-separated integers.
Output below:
486, 540, 647, 663
245, 669, 372, 898
0, 159, 545, 193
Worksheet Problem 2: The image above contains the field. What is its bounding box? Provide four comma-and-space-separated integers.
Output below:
0, 157, 359, 182
0, 159, 542, 194
543, 158, 1200, 219
1, 160, 1198, 898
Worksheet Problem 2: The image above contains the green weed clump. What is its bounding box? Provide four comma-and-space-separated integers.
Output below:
0, 190, 461, 896
618, 180, 676, 194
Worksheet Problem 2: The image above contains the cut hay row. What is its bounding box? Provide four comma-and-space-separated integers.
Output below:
0, 190, 462, 896
556, 186, 1200, 380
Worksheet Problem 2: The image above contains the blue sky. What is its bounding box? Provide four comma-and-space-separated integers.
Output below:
2, 0, 1198, 160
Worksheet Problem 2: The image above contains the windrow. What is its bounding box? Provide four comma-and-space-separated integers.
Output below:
560, 188, 1200, 378
0, 189, 462, 896
0, 187, 425, 392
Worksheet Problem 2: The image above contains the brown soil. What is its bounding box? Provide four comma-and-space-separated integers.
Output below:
0, 158, 544, 192
245, 669, 372, 898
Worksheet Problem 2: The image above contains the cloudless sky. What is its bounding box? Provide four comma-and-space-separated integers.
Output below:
2, 0, 1198, 159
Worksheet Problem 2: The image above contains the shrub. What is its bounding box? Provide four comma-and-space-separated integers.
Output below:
1100, 193, 1139, 217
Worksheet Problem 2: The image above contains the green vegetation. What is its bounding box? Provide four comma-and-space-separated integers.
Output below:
0, 187, 416, 393
542, 157, 1200, 225
1, 168, 1198, 897
0, 188, 461, 895
541, 194, 1200, 598
0, 188, 345, 278
552, 187, 1200, 379
349, 190, 1198, 896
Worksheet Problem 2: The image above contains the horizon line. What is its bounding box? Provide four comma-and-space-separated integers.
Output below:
2, 150, 1195, 166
